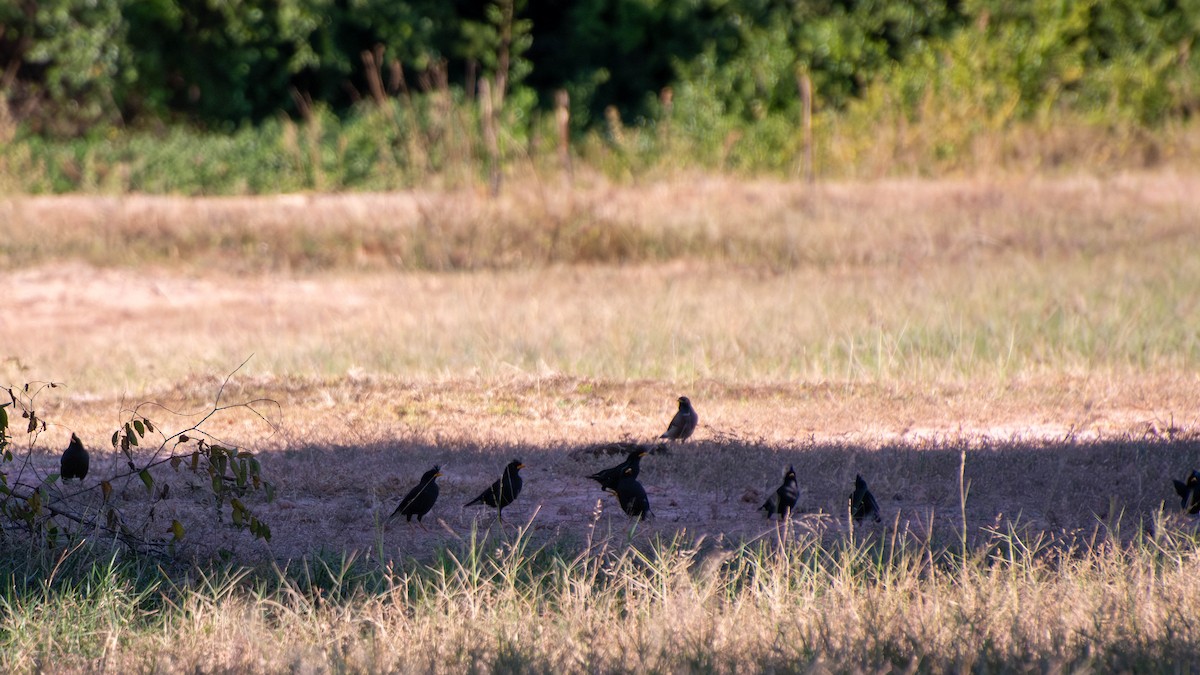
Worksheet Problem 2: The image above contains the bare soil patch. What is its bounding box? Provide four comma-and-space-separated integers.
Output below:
12, 373, 1197, 563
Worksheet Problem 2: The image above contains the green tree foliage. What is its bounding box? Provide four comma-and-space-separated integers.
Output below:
120, 0, 460, 127
522, 0, 714, 128
0, 0, 134, 133
842, 0, 1199, 149
1, 0, 1197, 174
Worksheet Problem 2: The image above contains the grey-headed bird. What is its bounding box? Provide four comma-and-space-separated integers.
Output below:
660, 396, 698, 442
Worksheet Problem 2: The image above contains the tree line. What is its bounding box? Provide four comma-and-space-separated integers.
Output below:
2, 0, 1196, 138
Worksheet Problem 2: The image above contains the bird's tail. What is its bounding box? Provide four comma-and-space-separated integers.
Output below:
384, 511, 397, 525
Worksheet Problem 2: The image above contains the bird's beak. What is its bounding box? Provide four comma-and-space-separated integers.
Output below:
637, 450, 648, 457
434, 472, 443, 478
517, 464, 525, 470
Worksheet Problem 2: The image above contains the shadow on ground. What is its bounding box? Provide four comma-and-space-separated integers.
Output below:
132, 431, 1200, 563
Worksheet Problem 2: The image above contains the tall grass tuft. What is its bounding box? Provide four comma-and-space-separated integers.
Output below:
0, 541, 167, 669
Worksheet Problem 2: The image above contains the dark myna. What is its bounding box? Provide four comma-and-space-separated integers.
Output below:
1173, 469, 1200, 514
465, 459, 524, 520
587, 448, 647, 491
761, 465, 799, 519
389, 465, 441, 525
850, 473, 881, 523
608, 467, 652, 520
60, 433, 89, 481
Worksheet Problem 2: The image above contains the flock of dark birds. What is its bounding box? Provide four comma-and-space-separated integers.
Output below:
385, 394, 883, 528
387, 395, 699, 526
53, 395, 1200, 533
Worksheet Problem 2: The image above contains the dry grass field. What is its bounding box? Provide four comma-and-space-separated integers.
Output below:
2, 172, 1200, 671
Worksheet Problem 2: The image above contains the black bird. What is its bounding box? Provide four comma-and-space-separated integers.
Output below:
1173, 470, 1200, 514
389, 465, 442, 526
587, 448, 648, 491
761, 465, 799, 519
608, 467, 652, 520
660, 396, 698, 442
60, 433, 89, 481
850, 473, 881, 522
465, 460, 524, 520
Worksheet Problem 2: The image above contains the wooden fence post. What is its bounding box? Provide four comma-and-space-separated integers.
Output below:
555, 89, 572, 183
796, 67, 814, 183
479, 77, 501, 196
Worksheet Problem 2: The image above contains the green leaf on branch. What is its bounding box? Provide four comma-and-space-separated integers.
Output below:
230, 498, 245, 526
250, 517, 271, 542
139, 469, 154, 494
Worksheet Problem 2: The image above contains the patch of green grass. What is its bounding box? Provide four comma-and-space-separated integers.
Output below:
0, 542, 168, 668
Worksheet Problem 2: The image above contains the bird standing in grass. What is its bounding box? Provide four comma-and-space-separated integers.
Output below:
660, 396, 698, 442
60, 433, 89, 481
761, 465, 799, 519
1173, 470, 1200, 514
609, 467, 652, 520
465, 460, 524, 521
588, 448, 648, 492
389, 465, 441, 526
850, 473, 881, 522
